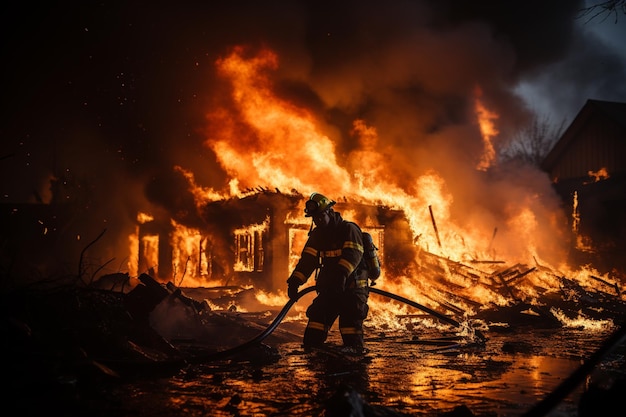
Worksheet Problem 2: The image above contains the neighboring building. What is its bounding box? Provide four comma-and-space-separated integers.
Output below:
541, 99, 626, 272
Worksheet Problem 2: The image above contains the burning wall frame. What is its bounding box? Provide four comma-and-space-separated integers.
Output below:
134, 192, 411, 291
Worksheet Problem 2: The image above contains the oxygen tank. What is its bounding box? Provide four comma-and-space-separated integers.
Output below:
362, 232, 381, 282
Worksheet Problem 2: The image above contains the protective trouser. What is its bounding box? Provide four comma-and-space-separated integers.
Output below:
303, 287, 369, 348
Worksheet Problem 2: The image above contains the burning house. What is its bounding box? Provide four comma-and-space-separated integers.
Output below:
133, 190, 412, 293
2, 2, 626, 415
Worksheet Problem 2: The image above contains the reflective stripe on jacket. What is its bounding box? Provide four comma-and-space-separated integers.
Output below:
290, 211, 364, 286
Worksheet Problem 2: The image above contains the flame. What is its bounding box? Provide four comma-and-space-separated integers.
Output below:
170, 219, 207, 286
122, 45, 619, 331
233, 216, 270, 272
199, 46, 569, 273
137, 212, 154, 224
128, 229, 139, 277
141, 234, 160, 276
585, 167, 610, 184
572, 191, 594, 252
175, 165, 229, 207
572, 191, 580, 234
550, 308, 613, 330
206, 46, 352, 196
473, 87, 499, 171
255, 289, 289, 308
203, 46, 489, 263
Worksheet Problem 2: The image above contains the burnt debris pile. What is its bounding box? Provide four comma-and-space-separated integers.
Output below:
406, 251, 626, 330
2, 254, 624, 375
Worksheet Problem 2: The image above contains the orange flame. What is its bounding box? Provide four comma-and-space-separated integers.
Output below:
585, 167, 610, 184
206, 46, 352, 195
127, 45, 601, 321
473, 87, 499, 171
572, 191, 594, 252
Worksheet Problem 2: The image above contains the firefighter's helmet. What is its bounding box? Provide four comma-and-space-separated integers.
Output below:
304, 192, 336, 217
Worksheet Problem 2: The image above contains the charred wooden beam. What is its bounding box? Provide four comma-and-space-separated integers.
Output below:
434, 275, 466, 290
436, 288, 483, 309
590, 275, 621, 296
494, 263, 523, 277
440, 300, 466, 315
124, 273, 170, 323
496, 270, 521, 302
500, 267, 522, 280
428, 205, 442, 249
165, 281, 211, 313
421, 251, 491, 282
469, 259, 506, 264
489, 263, 523, 288
505, 267, 537, 285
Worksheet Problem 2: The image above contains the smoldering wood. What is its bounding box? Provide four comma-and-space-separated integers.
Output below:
495, 272, 520, 302
469, 259, 505, 264
504, 267, 537, 285
440, 300, 466, 315
428, 204, 442, 249
437, 288, 484, 309
590, 274, 621, 296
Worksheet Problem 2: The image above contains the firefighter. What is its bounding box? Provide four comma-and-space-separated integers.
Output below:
287, 192, 370, 352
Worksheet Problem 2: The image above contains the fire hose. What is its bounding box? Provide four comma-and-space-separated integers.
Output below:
368, 287, 460, 327
188, 285, 474, 362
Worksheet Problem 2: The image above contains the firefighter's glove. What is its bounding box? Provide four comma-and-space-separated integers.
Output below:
287, 276, 301, 300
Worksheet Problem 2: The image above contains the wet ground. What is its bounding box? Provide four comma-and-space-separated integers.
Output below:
90, 321, 625, 417
4, 283, 625, 417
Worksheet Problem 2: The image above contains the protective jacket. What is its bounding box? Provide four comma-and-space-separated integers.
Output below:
289, 211, 367, 291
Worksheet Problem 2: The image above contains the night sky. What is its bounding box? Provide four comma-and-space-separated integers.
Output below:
1, 1, 625, 272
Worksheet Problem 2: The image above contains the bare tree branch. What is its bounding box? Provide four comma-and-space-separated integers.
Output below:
579, 0, 626, 24
77, 228, 107, 285
498, 115, 566, 166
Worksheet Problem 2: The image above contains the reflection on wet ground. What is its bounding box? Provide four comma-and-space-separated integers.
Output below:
102, 324, 625, 417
